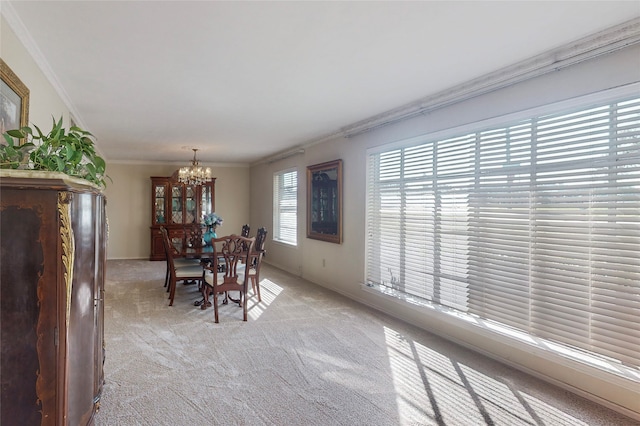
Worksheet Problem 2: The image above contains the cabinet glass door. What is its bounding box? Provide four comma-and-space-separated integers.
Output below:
171, 186, 183, 224
185, 185, 197, 224
201, 185, 213, 218
154, 184, 167, 224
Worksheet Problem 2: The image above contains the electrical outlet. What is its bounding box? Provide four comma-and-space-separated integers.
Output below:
322, 258, 326, 267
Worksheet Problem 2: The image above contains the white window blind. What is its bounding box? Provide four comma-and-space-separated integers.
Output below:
273, 169, 298, 245
366, 91, 640, 370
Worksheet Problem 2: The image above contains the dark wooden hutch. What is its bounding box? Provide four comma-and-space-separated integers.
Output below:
149, 170, 215, 260
0, 170, 106, 425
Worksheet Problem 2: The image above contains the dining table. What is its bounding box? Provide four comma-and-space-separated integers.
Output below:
170, 236, 217, 259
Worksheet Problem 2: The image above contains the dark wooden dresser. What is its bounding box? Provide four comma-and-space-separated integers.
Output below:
0, 171, 107, 425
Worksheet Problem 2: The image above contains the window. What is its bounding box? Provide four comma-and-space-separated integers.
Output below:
366, 86, 640, 372
273, 168, 298, 245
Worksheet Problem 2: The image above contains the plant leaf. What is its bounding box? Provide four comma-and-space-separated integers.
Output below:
94, 156, 106, 170
64, 146, 74, 161
54, 156, 65, 172
6, 129, 25, 138
33, 124, 44, 139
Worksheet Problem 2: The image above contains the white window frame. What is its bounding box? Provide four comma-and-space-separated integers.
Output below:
273, 167, 298, 246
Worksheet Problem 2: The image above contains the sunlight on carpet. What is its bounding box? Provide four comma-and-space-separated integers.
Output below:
384, 326, 595, 425
248, 278, 283, 320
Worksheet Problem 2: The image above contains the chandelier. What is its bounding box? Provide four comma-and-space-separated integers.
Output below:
178, 148, 212, 185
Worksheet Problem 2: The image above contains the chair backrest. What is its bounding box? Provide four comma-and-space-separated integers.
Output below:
239, 224, 251, 252
250, 227, 268, 271
160, 226, 183, 258
211, 235, 255, 288
160, 226, 170, 256
160, 226, 177, 274
188, 226, 204, 248
254, 227, 268, 253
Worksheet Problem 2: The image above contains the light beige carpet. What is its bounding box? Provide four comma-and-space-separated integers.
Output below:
95, 260, 637, 426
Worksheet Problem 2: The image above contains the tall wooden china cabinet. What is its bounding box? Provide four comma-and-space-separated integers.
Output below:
0, 171, 106, 425
149, 171, 215, 260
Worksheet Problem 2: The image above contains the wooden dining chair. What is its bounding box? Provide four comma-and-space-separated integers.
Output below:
201, 234, 255, 322
159, 227, 201, 290
239, 224, 251, 254
248, 227, 267, 302
160, 227, 204, 306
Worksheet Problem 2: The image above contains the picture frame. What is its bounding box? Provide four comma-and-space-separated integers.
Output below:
307, 159, 342, 244
0, 58, 30, 141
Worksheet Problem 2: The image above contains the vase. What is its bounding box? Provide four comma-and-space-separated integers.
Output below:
203, 226, 217, 246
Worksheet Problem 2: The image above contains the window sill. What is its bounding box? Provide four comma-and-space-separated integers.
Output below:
272, 239, 297, 247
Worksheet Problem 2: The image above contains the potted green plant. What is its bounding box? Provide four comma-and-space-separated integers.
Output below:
1, 116, 108, 187
0, 134, 33, 169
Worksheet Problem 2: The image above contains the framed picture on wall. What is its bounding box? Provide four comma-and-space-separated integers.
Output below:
307, 159, 343, 244
0, 58, 30, 139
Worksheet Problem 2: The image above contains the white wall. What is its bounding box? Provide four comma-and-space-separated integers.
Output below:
249, 44, 640, 418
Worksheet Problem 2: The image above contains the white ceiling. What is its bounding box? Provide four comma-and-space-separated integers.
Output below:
3, 1, 640, 165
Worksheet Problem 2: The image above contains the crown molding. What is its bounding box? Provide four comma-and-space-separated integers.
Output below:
109, 159, 250, 168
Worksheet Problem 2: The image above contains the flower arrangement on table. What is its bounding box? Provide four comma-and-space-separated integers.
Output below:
202, 212, 223, 246
203, 212, 223, 229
